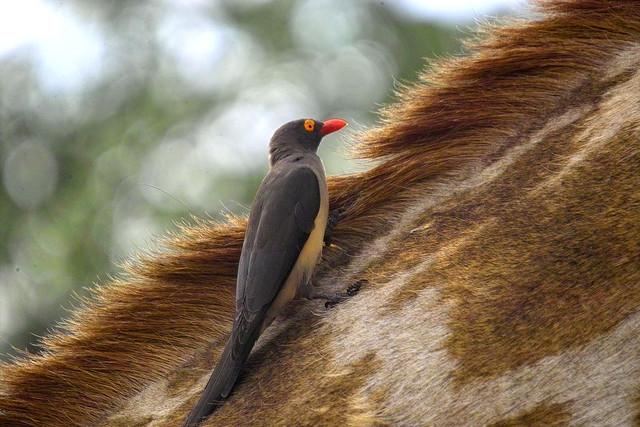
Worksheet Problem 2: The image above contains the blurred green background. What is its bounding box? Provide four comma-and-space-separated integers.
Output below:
0, 0, 523, 359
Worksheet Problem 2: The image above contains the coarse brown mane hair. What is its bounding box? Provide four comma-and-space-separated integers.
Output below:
2, 1, 640, 425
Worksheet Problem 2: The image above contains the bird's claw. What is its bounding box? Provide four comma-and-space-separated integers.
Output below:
328, 206, 346, 228
347, 279, 367, 297
324, 279, 367, 309
323, 292, 348, 309
324, 299, 340, 309
324, 206, 347, 246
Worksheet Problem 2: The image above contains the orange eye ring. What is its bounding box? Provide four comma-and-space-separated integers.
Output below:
304, 119, 315, 132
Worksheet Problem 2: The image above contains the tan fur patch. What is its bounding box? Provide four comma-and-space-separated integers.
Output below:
489, 403, 571, 426
443, 95, 640, 381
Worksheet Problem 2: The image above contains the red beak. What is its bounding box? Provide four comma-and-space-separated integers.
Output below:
320, 118, 348, 137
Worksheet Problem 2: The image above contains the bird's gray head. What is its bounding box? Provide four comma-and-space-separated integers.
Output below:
269, 118, 347, 165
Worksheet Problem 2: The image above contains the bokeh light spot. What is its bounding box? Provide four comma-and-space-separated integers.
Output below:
3, 141, 58, 210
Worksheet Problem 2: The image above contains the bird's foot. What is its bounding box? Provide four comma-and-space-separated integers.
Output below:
303, 290, 344, 306
324, 206, 346, 247
346, 279, 366, 297
300, 279, 367, 308
323, 279, 368, 309
323, 293, 347, 309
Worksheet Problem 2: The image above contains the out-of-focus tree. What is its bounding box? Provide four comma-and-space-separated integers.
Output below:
0, 0, 519, 358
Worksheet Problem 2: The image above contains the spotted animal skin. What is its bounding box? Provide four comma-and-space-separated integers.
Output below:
2, 1, 640, 426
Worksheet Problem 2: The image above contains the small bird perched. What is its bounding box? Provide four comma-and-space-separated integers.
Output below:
184, 118, 350, 426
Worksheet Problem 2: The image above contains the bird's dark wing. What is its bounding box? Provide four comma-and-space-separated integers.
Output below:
183, 166, 321, 426
236, 165, 320, 313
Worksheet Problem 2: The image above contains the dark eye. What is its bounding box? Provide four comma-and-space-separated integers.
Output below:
304, 119, 315, 132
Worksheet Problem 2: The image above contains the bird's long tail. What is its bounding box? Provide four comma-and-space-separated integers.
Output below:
183, 313, 264, 427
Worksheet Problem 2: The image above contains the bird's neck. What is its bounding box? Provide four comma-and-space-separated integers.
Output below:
268, 146, 314, 167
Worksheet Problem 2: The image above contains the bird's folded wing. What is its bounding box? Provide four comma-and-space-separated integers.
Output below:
237, 166, 320, 314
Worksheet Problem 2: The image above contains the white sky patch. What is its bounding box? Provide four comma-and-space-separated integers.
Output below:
0, 0, 53, 55
0, 0, 105, 92
0, 0, 525, 92
157, 9, 226, 91
391, 0, 527, 22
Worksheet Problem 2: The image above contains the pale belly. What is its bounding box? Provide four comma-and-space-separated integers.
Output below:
261, 179, 329, 332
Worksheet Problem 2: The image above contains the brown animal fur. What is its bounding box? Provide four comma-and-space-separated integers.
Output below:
2, 1, 640, 425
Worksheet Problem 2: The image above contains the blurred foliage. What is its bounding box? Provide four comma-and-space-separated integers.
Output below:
0, 0, 472, 359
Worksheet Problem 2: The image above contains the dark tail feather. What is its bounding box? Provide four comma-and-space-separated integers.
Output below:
183, 313, 264, 426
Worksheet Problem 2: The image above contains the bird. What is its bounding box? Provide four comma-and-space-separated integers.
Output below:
183, 118, 349, 426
